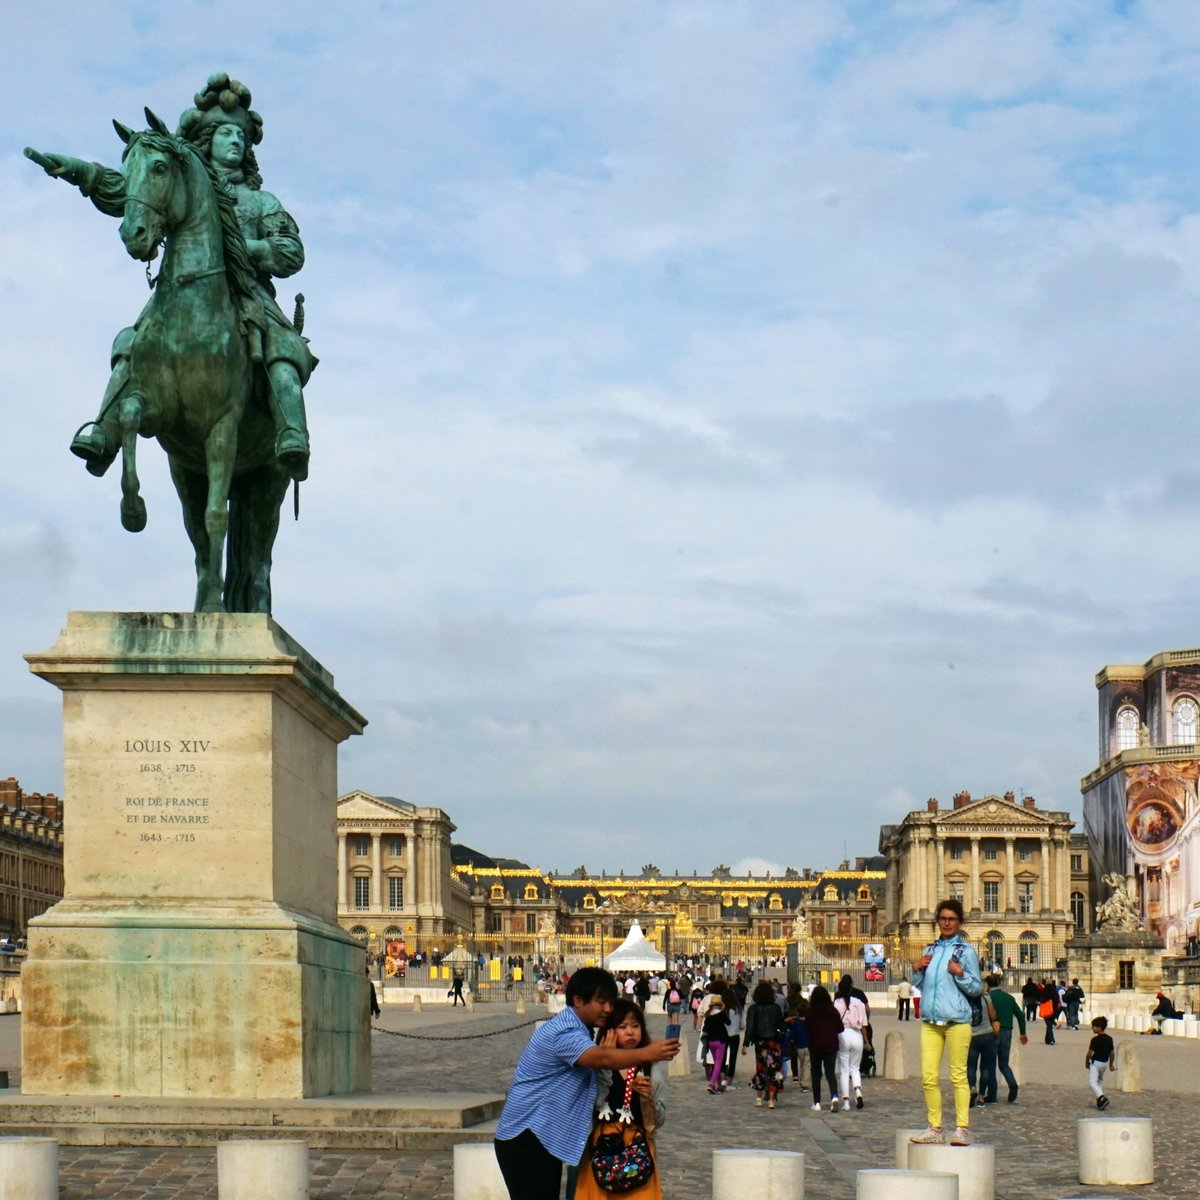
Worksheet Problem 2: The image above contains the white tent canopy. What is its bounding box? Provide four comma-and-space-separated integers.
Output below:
603, 921, 666, 972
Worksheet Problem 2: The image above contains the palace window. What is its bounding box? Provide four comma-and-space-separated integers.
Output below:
349, 925, 368, 941
490, 883, 506, 901
824, 885, 838, 901
1071, 891, 1086, 930
524, 884, 539, 901
949, 880, 965, 903
771, 921, 782, 939
857, 883, 872, 901
1115, 706, 1139, 752
949, 844, 963, 860
983, 881, 999, 913
768, 893, 783, 911
1173, 697, 1199, 744
583, 894, 597, 910
983, 845, 998, 861
859, 913, 870, 934
1018, 845, 1032, 861
1118, 960, 1134, 989
526, 913, 538, 934
388, 877, 404, 910
354, 877, 370, 911
385, 837, 404, 857
1018, 931, 1039, 965
1017, 882, 1034, 914
585, 920, 595, 936
354, 836, 370, 857
984, 931, 1004, 966
489, 913, 503, 933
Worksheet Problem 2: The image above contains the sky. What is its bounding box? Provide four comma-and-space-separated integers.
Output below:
3, 0, 1200, 878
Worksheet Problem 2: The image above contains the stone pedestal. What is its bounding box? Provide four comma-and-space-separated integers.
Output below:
20, 612, 369, 1099
1065, 930, 1164, 999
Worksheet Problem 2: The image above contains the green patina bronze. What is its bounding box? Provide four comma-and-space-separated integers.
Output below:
26, 73, 315, 614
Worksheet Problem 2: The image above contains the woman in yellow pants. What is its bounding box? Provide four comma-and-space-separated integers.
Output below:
909, 899, 983, 1147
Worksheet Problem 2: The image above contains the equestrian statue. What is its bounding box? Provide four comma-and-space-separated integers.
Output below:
26, 72, 315, 614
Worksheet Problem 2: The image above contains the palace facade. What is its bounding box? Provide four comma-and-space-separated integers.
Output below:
1082, 648, 1200, 951
334, 790, 473, 956
0, 777, 64, 938
879, 791, 1091, 970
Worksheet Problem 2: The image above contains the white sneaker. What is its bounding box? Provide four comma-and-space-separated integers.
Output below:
830, 1096, 840, 1112
910, 1126, 946, 1144
950, 1127, 971, 1146
810, 1102, 822, 1112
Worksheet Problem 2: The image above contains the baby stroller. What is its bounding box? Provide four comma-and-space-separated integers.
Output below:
860, 1023, 877, 1077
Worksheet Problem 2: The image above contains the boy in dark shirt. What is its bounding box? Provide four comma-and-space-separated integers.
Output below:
1085, 1016, 1117, 1110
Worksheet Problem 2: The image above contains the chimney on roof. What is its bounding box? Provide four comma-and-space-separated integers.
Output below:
1023, 796, 1036, 810
927, 798, 938, 812
952, 791, 970, 809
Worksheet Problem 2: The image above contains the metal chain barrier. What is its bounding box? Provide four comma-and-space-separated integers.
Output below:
371, 1017, 542, 1042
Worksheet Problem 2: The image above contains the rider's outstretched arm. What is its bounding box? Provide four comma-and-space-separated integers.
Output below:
25, 149, 125, 217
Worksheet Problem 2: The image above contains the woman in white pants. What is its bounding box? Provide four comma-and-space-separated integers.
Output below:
834, 975, 870, 1109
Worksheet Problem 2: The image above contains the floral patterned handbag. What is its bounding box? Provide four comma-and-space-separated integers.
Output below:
590, 1122, 655, 1193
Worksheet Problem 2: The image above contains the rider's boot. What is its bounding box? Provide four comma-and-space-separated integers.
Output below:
70, 344, 131, 476
268, 361, 310, 482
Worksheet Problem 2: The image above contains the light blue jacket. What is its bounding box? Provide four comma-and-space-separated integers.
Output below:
910, 932, 982, 1024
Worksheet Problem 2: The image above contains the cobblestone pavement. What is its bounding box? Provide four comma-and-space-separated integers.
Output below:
3, 1006, 1198, 1198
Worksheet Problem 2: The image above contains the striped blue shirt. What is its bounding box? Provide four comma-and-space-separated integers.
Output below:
495, 1005, 598, 1164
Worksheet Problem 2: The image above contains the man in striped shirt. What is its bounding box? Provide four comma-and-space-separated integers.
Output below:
494, 967, 679, 1200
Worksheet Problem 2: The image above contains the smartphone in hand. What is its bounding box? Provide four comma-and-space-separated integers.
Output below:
664, 1022, 681, 1040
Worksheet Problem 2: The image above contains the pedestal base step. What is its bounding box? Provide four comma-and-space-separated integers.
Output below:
0, 1090, 502, 1149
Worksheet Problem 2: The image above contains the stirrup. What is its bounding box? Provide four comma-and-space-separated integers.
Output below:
274, 427, 309, 481
70, 421, 116, 477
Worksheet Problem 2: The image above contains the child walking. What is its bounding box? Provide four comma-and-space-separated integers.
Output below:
1085, 1016, 1117, 1110
703, 998, 730, 1094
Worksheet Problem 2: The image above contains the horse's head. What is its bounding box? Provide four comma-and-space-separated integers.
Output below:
114, 108, 188, 262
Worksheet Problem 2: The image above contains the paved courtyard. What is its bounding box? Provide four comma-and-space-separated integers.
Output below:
2, 1003, 1196, 1198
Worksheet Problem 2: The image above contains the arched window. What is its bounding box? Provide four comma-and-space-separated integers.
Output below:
1071, 891, 1086, 931
768, 893, 783, 911
823, 885, 838, 902
857, 883, 872, 902
1018, 930, 1039, 966
349, 925, 369, 942
489, 883, 505, 901
523, 883, 539, 901
984, 930, 1004, 967
583, 894, 597, 910
1174, 698, 1199, 744
1115, 707, 1139, 752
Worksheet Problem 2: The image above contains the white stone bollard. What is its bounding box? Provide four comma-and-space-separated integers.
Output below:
1078, 1117, 1154, 1185
883, 1030, 907, 1079
465, 995, 475, 1012
453, 1143, 509, 1200
0, 1137, 58, 1200
412, 992, 422, 1013
1119, 1042, 1142, 1093
217, 1139, 308, 1200
515, 994, 526, 1015
909, 1142, 994, 1200
1007, 1031, 1023, 1085
894, 1129, 929, 1168
858, 1168, 958, 1199
713, 1149, 804, 1200
667, 1031, 692, 1078
1185, 1018, 1199, 1040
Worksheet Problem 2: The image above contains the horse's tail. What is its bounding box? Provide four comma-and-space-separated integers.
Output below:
224, 487, 264, 614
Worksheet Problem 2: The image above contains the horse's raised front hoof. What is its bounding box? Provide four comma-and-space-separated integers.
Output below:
120, 495, 147, 533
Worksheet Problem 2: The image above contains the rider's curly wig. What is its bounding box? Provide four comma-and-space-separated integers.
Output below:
177, 72, 264, 189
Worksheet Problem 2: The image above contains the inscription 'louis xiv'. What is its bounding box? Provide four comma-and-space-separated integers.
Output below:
124, 738, 212, 753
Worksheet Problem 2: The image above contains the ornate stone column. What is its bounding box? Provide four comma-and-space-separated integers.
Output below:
337, 832, 347, 911
935, 838, 945, 905
970, 837, 981, 911
1005, 837, 1016, 913
1040, 838, 1051, 913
